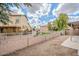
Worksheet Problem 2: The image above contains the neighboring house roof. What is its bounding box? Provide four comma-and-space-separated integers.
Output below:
69, 21, 79, 25
0, 25, 20, 28
9, 11, 25, 16
40, 25, 47, 27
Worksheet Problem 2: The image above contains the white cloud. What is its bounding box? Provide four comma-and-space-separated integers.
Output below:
27, 3, 51, 26
27, 3, 42, 14
39, 20, 47, 26
27, 12, 38, 18
52, 3, 79, 16
39, 3, 51, 16
73, 11, 79, 15
52, 3, 64, 17
49, 18, 56, 22
69, 16, 79, 22
28, 3, 51, 15
52, 8, 57, 17
27, 3, 51, 18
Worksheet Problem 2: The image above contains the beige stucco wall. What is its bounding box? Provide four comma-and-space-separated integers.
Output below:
9, 15, 31, 31
65, 29, 79, 35
0, 15, 32, 32
40, 26, 48, 32
0, 15, 32, 31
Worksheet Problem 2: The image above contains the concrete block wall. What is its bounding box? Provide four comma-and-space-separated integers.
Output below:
0, 32, 60, 55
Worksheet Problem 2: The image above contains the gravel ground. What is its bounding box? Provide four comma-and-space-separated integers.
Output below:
5, 35, 77, 56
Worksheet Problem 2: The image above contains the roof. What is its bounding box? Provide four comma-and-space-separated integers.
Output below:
40, 26, 47, 27
0, 25, 21, 28
69, 21, 79, 26
40, 24, 47, 27
9, 11, 25, 16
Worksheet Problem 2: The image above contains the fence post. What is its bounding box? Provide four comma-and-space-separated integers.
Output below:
19, 32, 21, 40
4, 33, 6, 40
45, 35, 46, 41
27, 34, 29, 47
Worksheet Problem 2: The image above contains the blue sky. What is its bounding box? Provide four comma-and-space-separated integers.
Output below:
26, 3, 59, 26
11, 3, 79, 27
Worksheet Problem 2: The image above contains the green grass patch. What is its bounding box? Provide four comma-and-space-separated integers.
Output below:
39, 32, 50, 36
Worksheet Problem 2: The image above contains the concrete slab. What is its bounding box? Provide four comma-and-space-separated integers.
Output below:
61, 36, 79, 55
71, 36, 79, 43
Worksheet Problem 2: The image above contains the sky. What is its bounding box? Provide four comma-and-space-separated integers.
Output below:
11, 3, 79, 27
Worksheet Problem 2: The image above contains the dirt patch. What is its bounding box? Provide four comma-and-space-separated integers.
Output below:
5, 35, 77, 56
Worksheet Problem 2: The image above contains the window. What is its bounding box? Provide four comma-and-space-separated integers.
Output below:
15, 17, 19, 24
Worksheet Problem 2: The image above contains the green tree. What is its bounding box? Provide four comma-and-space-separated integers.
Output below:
0, 3, 11, 24
53, 13, 69, 31
53, 19, 60, 31
59, 13, 68, 29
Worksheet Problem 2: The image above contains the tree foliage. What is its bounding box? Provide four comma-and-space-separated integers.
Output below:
53, 13, 69, 31
0, 3, 12, 24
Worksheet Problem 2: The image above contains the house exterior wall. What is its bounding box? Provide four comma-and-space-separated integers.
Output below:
40, 26, 48, 32
0, 15, 32, 33
9, 15, 32, 31
65, 29, 79, 35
